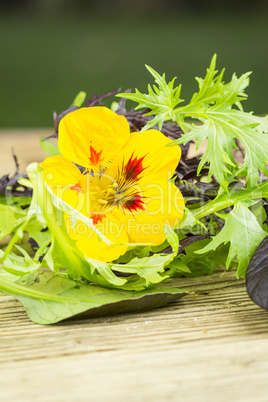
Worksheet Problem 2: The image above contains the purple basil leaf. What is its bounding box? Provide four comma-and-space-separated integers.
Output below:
246, 236, 268, 309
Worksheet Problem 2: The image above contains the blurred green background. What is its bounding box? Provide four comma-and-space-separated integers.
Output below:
1, 0, 268, 128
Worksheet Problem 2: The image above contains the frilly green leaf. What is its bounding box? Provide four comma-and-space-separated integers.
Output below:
120, 54, 268, 190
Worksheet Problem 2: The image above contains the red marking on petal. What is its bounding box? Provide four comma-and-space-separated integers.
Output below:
91, 214, 105, 225
124, 153, 146, 183
123, 194, 145, 212
89, 145, 103, 166
70, 182, 83, 193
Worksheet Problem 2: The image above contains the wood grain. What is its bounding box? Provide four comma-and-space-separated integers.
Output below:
1, 271, 268, 402
1, 132, 268, 402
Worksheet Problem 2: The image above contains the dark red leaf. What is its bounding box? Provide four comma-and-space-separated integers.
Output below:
246, 236, 268, 309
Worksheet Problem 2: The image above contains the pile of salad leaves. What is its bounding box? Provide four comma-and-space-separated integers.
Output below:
1, 54, 268, 324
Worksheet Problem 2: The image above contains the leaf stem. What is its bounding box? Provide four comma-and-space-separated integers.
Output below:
191, 181, 268, 220
0, 274, 88, 304
0, 219, 30, 262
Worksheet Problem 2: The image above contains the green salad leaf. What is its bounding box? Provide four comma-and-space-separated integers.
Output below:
196, 202, 267, 278
71, 90, 87, 107
0, 246, 41, 277
0, 163, 188, 323
119, 54, 268, 190
1, 55, 268, 323
172, 240, 231, 277
0, 269, 187, 324
122, 65, 184, 130
40, 137, 61, 157
0, 203, 26, 241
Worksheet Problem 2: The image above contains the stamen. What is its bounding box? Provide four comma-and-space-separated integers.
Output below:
98, 199, 108, 205
90, 158, 146, 214
106, 188, 116, 195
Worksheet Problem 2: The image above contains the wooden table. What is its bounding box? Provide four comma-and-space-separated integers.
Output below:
1, 131, 268, 402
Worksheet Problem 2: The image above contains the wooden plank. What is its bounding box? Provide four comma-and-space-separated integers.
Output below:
1, 271, 268, 402
1, 131, 268, 401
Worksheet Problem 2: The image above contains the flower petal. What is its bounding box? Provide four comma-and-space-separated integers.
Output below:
67, 214, 128, 263
112, 129, 181, 183
120, 179, 184, 245
58, 107, 131, 170
40, 155, 89, 214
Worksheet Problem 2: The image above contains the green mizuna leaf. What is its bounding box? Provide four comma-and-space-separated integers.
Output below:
175, 206, 207, 231
189, 54, 226, 107
196, 202, 267, 278
175, 64, 268, 188
175, 119, 236, 191
0, 246, 40, 277
188, 54, 250, 110
167, 259, 191, 274
0, 269, 187, 325
173, 240, 230, 277
121, 54, 268, 190
118, 65, 184, 130
114, 246, 151, 264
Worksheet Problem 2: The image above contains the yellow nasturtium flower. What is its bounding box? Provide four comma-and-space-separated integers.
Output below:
41, 107, 184, 262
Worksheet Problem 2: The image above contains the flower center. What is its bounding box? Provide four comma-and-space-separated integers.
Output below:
69, 154, 147, 224
90, 154, 146, 220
